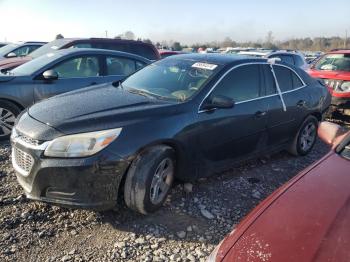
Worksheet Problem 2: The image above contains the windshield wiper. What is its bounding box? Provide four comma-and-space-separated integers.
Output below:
126, 88, 160, 99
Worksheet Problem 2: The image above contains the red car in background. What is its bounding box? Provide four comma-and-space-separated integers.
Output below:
158, 49, 184, 59
308, 50, 350, 116
209, 121, 350, 262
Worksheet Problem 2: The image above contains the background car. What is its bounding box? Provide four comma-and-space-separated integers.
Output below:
158, 49, 185, 59
0, 41, 46, 60
0, 42, 10, 48
0, 48, 150, 139
208, 121, 350, 262
308, 49, 350, 117
11, 54, 330, 214
0, 38, 160, 73
267, 51, 309, 70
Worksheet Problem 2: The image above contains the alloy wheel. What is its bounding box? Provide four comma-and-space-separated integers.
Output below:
150, 157, 174, 205
0, 107, 16, 137
299, 122, 316, 152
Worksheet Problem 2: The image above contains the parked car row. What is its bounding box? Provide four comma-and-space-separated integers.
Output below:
1, 37, 348, 260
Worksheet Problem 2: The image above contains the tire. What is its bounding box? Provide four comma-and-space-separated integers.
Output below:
288, 115, 318, 156
124, 145, 176, 214
0, 100, 20, 141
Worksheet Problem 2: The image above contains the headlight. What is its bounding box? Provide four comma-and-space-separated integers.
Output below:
336, 81, 350, 93
44, 128, 122, 158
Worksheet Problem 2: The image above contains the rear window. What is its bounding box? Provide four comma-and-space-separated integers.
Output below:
130, 44, 158, 60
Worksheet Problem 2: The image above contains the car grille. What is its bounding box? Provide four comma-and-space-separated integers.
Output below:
13, 147, 34, 176
323, 79, 343, 90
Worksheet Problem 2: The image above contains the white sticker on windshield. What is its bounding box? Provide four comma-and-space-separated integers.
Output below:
192, 62, 217, 70
51, 46, 59, 50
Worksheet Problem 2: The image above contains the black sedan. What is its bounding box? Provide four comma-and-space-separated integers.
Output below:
11, 54, 331, 214
0, 48, 150, 139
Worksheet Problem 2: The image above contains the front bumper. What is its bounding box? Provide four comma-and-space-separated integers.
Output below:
12, 140, 130, 211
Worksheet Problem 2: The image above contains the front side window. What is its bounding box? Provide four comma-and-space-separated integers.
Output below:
211, 64, 261, 102
71, 43, 92, 48
106, 56, 137, 75
314, 53, 350, 72
122, 59, 220, 101
51, 56, 99, 78
11, 45, 39, 57
273, 65, 303, 92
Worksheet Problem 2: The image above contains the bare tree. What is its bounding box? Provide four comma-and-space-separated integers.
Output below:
55, 34, 64, 40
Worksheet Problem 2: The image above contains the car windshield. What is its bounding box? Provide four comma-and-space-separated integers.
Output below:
11, 52, 62, 76
0, 43, 19, 56
314, 53, 350, 72
29, 39, 72, 59
122, 58, 221, 102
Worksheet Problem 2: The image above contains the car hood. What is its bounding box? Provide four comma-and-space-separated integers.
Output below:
0, 56, 31, 70
308, 69, 350, 81
218, 152, 350, 261
28, 83, 178, 135
0, 74, 15, 82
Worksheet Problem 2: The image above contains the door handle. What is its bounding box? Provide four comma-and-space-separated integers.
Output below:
297, 100, 306, 107
254, 111, 267, 118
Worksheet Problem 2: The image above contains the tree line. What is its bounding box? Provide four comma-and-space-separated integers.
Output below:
56, 31, 349, 52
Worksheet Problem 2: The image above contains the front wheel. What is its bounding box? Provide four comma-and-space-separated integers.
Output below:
0, 100, 20, 141
124, 145, 175, 214
288, 115, 318, 156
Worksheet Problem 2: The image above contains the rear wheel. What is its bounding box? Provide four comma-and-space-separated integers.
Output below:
0, 100, 20, 141
124, 145, 175, 214
288, 115, 318, 156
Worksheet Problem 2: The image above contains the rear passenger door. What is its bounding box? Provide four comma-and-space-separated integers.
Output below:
263, 64, 309, 146
102, 55, 147, 83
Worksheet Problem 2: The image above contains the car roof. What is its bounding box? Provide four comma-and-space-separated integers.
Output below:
328, 49, 350, 54
164, 53, 266, 66
47, 48, 151, 62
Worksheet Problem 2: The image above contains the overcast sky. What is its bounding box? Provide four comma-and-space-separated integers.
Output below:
0, 0, 349, 44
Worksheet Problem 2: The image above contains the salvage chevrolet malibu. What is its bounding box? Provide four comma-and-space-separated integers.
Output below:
11, 54, 331, 214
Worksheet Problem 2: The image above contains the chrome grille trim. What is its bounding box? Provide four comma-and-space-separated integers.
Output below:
11, 129, 50, 150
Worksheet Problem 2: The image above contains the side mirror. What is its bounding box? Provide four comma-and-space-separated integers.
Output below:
42, 70, 58, 80
318, 121, 348, 148
6, 52, 17, 58
202, 95, 235, 111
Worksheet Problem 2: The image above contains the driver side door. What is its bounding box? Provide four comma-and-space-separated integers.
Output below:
195, 64, 269, 173
33, 55, 104, 103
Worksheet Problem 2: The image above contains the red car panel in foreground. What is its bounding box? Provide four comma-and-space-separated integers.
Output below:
209, 122, 350, 262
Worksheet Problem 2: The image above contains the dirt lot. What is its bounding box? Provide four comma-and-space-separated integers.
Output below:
0, 137, 334, 262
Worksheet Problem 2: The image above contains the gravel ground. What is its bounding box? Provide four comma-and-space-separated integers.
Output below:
0, 138, 334, 261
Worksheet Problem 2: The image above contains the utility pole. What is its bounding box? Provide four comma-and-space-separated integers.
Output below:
345, 30, 348, 49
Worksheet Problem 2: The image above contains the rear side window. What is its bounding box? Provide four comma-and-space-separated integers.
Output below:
212, 64, 261, 102
261, 64, 277, 95
106, 56, 140, 75
273, 65, 303, 92
71, 43, 92, 48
